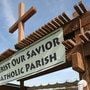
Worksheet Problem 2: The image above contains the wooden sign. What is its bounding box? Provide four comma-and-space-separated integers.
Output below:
0, 28, 65, 85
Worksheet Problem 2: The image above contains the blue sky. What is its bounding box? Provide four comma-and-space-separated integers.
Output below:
0, 0, 90, 86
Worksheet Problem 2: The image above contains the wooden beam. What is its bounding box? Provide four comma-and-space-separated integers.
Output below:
36, 30, 45, 37
15, 44, 23, 50
58, 15, 67, 23
34, 31, 42, 38
33, 32, 42, 38
26, 36, 34, 42
74, 5, 83, 16
44, 24, 54, 31
64, 12, 90, 35
72, 52, 85, 72
55, 17, 63, 26
79, 1, 87, 13
24, 39, 32, 44
0, 49, 16, 61
62, 12, 71, 22
18, 2, 25, 42
9, 6, 36, 33
37, 29, 46, 36
42, 26, 51, 33
67, 39, 76, 47
51, 20, 60, 28
21, 39, 30, 45
28, 34, 37, 41
62, 40, 73, 49
48, 22, 57, 29
85, 31, 90, 40
62, 39, 76, 50
79, 33, 89, 42
40, 28, 48, 35
21, 6, 36, 22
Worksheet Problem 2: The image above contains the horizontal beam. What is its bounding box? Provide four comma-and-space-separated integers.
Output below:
9, 6, 36, 33
64, 12, 90, 35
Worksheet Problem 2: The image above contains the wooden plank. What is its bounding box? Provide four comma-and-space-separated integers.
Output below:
55, 17, 63, 26
26, 37, 34, 42
18, 22, 24, 42
19, 41, 27, 46
15, 44, 22, 50
37, 29, 46, 36
21, 39, 30, 45
34, 31, 42, 38
85, 31, 90, 39
0, 49, 16, 61
62, 12, 71, 22
79, 33, 89, 42
48, 22, 57, 29
36, 30, 45, 37
51, 20, 60, 28
21, 6, 36, 22
28, 34, 37, 41
42, 26, 51, 33
24, 39, 32, 44
74, 5, 83, 16
62, 40, 73, 49
67, 39, 76, 47
33, 32, 41, 38
9, 6, 36, 33
40, 28, 48, 35
45, 24, 54, 31
48, 22, 57, 30
58, 15, 67, 23
9, 22, 18, 33
72, 52, 85, 72
79, 1, 87, 13
18, 2, 25, 42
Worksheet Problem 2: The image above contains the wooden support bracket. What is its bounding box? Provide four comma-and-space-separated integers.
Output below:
67, 39, 76, 47
62, 39, 76, 49
85, 31, 90, 40
72, 52, 85, 72
62, 40, 72, 49
79, 33, 89, 42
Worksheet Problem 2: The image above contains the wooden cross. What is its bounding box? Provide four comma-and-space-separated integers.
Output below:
9, 2, 37, 42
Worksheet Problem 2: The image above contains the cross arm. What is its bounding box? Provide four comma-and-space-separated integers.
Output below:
9, 6, 37, 33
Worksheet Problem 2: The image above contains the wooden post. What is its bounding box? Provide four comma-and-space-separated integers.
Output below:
18, 2, 25, 42
20, 80, 25, 90
80, 44, 90, 90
